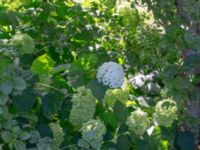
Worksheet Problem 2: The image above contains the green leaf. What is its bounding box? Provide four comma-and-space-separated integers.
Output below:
31, 54, 55, 75
42, 93, 60, 120
87, 79, 108, 101
29, 130, 41, 144
14, 140, 26, 150
176, 131, 195, 150
102, 142, 117, 150
37, 137, 52, 150
0, 93, 8, 105
38, 123, 53, 139
135, 139, 150, 150
12, 88, 36, 112
21, 70, 34, 81
116, 135, 131, 150
0, 80, 13, 95
183, 54, 200, 73
1, 131, 15, 143
0, 55, 12, 74
99, 111, 117, 130
19, 131, 32, 141
113, 101, 128, 123
13, 77, 26, 91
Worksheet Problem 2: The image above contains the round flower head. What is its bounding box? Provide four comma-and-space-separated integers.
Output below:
69, 87, 96, 126
117, 1, 131, 15
116, 1, 140, 30
126, 108, 150, 135
96, 61, 124, 88
12, 33, 35, 54
155, 99, 178, 127
104, 89, 129, 107
78, 118, 106, 150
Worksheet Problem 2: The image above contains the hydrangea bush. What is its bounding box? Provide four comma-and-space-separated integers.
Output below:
0, 0, 199, 149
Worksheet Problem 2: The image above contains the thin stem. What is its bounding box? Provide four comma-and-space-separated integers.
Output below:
35, 82, 68, 96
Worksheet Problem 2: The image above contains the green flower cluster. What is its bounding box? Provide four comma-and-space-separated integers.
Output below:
69, 87, 96, 126
155, 99, 178, 127
104, 88, 129, 107
78, 118, 106, 150
11, 33, 35, 54
49, 122, 64, 150
126, 108, 150, 135
117, 1, 140, 30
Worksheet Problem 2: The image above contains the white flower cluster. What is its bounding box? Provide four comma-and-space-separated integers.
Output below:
126, 108, 150, 135
155, 99, 178, 127
96, 61, 125, 88
117, 1, 131, 14
78, 118, 106, 149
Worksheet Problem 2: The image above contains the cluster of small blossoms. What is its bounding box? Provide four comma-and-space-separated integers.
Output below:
116, 1, 139, 30
11, 33, 35, 54
49, 122, 64, 149
104, 88, 129, 107
117, 1, 131, 15
78, 118, 106, 150
96, 61, 125, 88
126, 108, 150, 135
155, 99, 178, 127
69, 87, 96, 126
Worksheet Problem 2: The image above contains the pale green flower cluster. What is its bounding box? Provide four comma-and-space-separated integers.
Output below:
78, 118, 106, 150
104, 88, 129, 107
155, 99, 178, 127
116, 1, 140, 29
126, 108, 150, 135
69, 87, 96, 126
49, 122, 64, 150
12, 33, 35, 54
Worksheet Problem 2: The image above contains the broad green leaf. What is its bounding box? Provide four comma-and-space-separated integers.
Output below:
29, 131, 41, 144
19, 131, 32, 141
37, 137, 52, 150
42, 93, 60, 120
0, 55, 12, 74
113, 101, 128, 123
135, 139, 150, 150
13, 77, 26, 91
0, 93, 8, 105
116, 135, 131, 150
31, 54, 55, 75
87, 79, 108, 101
176, 131, 195, 150
21, 70, 34, 81
0, 80, 13, 95
102, 142, 117, 150
1, 131, 15, 143
99, 111, 117, 130
12, 88, 36, 112
14, 140, 26, 150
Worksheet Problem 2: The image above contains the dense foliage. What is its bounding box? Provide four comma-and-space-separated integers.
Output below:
0, 0, 199, 150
